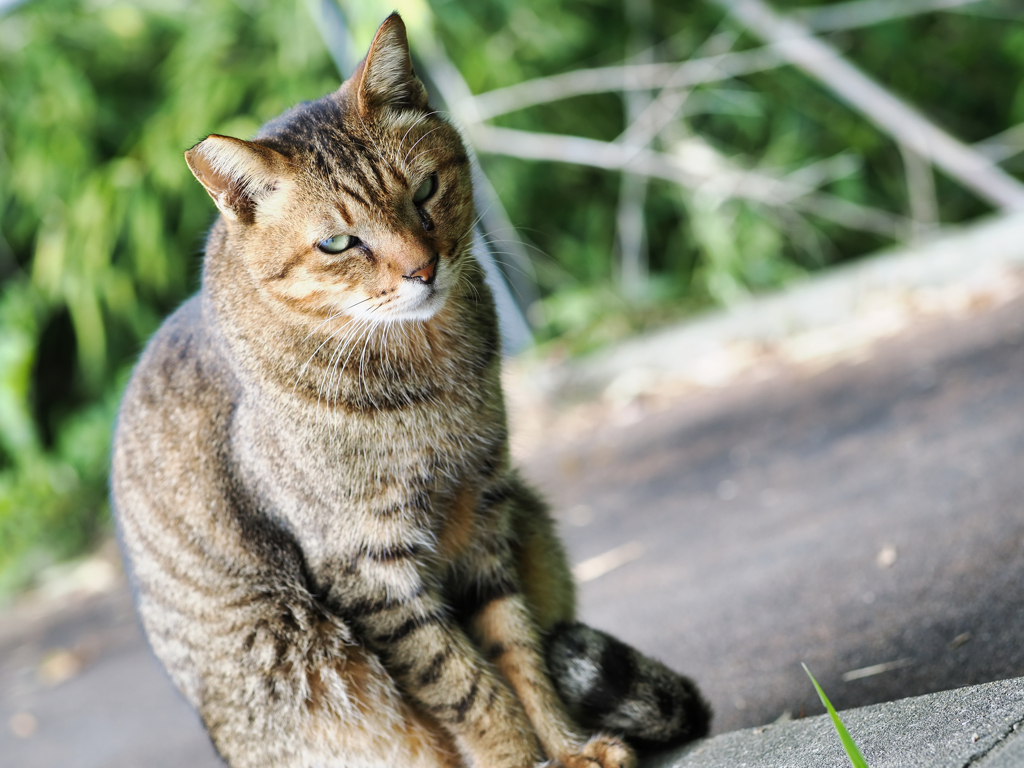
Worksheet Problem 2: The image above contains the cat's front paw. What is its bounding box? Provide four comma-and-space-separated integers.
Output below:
558, 734, 636, 768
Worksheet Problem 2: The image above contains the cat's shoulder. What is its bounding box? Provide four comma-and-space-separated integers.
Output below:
119, 293, 236, 425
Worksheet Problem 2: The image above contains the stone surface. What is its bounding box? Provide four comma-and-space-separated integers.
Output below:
978, 720, 1024, 768
547, 212, 1024, 403
644, 677, 1024, 768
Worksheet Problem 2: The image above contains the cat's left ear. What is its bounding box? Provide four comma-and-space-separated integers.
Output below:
355, 13, 429, 113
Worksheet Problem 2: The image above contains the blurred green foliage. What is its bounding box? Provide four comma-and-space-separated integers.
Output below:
1, 0, 1023, 588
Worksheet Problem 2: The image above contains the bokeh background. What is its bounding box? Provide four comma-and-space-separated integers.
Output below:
2, 0, 1024, 593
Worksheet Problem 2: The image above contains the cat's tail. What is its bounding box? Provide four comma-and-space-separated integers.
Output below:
544, 622, 712, 753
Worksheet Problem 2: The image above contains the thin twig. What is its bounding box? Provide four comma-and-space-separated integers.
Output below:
793, 0, 988, 32
462, 0, 993, 121
469, 125, 905, 237
464, 47, 785, 122
616, 0, 655, 298
708, 0, 1024, 211
616, 31, 739, 150
899, 142, 940, 239
780, 153, 861, 190
975, 122, 1024, 163
944, 3, 1024, 20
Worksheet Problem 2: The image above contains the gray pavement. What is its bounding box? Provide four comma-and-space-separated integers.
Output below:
0, 588, 222, 767
3, 227, 1024, 765
532, 293, 1024, 734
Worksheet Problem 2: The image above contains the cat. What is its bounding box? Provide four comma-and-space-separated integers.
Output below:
110, 13, 710, 768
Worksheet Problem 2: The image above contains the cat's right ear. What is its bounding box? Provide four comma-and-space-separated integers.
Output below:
185, 135, 287, 223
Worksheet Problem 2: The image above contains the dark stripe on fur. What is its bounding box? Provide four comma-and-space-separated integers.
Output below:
376, 611, 444, 644
452, 677, 479, 722
335, 200, 352, 226
417, 649, 453, 686
365, 156, 389, 195
361, 542, 423, 562
343, 584, 424, 619
449, 573, 518, 623
340, 182, 370, 209
479, 482, 515, 510
425, 675, 480, 724
270, 250, 305, 281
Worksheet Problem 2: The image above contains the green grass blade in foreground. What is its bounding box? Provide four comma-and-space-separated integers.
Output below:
802, 663, 870, 768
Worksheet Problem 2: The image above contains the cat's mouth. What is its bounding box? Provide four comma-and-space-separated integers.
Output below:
375, 272, 449, 322
391, 281, 447, 322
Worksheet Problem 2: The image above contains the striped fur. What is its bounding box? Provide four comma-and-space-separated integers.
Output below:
546, 624, 711, 753
111, 13, 709, 768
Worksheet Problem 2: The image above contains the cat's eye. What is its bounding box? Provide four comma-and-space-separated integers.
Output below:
413, 174, 438, 205
318, 234, 358, 254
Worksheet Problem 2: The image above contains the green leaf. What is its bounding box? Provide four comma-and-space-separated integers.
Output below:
802, 664, 870, 768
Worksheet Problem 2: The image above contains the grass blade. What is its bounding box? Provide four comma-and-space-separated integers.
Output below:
802, 663, 871, 768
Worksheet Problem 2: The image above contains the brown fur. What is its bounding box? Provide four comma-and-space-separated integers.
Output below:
112, 13, 708, 768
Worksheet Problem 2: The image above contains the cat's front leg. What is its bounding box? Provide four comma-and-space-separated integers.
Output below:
471, 593, 636, 768
344, 570, 543, 768
452, 480, 636, 768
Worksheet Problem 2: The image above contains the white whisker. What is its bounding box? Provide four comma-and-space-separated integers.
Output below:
403, 126, 443, 167
397, 111, 442, 165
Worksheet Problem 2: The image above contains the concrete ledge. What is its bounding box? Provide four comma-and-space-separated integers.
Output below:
645, 677, 1024, 768
542, 212, 1024, 404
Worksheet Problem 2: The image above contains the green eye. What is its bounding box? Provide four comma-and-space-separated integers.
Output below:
413, 173, 438, 205
318, 234, 357, 254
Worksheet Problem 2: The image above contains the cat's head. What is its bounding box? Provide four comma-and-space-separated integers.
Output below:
185, 13, 474, 326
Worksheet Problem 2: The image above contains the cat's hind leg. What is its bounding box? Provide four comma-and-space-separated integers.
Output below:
288, 644, 462, 768
183, 587, 462, 768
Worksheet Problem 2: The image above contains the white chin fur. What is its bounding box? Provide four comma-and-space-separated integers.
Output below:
386, 290, 446, 321
347, 283, 447, 323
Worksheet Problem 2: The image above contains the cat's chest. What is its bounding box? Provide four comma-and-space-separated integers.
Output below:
233, 396, 496, 560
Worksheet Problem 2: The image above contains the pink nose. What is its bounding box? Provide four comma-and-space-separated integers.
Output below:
405, 257, 437, 285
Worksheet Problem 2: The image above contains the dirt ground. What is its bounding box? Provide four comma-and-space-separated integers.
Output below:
3, 292, 1024, 767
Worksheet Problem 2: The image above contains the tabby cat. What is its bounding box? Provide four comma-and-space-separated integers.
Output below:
111, 14, 710, 768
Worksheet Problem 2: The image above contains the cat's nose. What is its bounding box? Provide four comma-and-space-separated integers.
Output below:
404, 256, 437, 285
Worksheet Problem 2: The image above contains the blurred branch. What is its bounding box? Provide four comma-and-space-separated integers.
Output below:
616, 33, 739, 150
464, 47, 785, 122
616, 0, 654, 299
899, 143, 940, 238
936, 0, 1024, 19
975, 123, 1024, 163
793, 0, 988, 32
470, 125, 905, 238
463, 0, 995, 122
613, 30, 744, 299
312, 0, 357, 75
708, 0, 1024, 212
0, 0, 27, 15
780, 153, 862, 189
